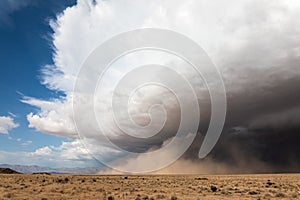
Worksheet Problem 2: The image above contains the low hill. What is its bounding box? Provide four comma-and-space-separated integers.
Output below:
0, 168, 22, 174
0, 164, 101, 174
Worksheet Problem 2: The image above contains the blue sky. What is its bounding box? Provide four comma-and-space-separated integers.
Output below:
0, 1, 76, 163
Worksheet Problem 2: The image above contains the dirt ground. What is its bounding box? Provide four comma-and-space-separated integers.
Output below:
0, 174, 299, 200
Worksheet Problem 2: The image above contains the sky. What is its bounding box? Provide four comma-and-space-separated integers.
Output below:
0, 0, 88, 167
0, 0, 300, 173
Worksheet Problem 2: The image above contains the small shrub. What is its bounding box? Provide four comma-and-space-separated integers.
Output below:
96, 188, 104, 192
4, 193, 13, 198
291, 193, 298, 198
156, 194, 165, 199
210, 185, 217, 192
249, 191, 259, 195
171, 195, 177, 200
107, 196, 114, 200
275, 192, 286, 197
266, 180, 275, 186
264, 193, 272, 198
195, 177, 208, 180
56, 178, 63, 183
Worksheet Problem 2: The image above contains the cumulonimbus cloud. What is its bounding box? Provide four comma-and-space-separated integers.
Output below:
23, 0, 300, 172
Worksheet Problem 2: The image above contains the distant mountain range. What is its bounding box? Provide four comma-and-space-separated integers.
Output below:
0, 164, 101, 174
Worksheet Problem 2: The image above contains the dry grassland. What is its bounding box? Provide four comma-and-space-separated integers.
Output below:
0, 174, 299, 199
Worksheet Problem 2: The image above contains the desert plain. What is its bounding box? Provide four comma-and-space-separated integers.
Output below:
0, 174, 299, 200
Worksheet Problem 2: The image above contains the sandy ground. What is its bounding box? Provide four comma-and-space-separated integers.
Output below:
0, 174, 299, 200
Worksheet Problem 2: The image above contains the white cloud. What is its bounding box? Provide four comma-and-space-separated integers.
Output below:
8, 112, 17, 118
21, 96, 77, 139
23, 0, 300, 170
0, 140, 101, 168
31, 146, 53, 156
0, 116, 19, 134
29, 139, 119, 164
21, 140, 33, 146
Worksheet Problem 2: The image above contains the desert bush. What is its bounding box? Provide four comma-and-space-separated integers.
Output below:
195, 177, 208, 180
275, 192, 286, 197
249, 191, 259, 195
291, 193, 298, 198
156, 194, 165, 199
56, 178, 63, 183
210, 185, 217, 192
107, 195, 114, 200
4, 193, 14, 198
264, 193, 272, 198
170, 195, 177, 200
96, 188, 104, 192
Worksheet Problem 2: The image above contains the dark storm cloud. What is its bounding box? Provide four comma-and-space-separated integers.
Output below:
182, 54, 300, 173
180, 0, 300, 172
